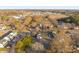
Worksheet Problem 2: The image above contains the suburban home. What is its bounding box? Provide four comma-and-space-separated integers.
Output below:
0, 31, 17, 48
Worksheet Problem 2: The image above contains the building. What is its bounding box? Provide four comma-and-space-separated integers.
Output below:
7, 32, 27, 48
0, 31, 17, 48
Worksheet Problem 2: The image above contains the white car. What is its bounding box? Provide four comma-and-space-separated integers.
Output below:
0, 44, 4, 48
10, 32, 17, 36
3, 37, 10, 41
8, 34, 14, 39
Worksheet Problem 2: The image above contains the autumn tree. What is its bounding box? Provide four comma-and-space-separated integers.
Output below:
24, 16, 32, 25
15, 35, 33, 53
50, 29, 75, 53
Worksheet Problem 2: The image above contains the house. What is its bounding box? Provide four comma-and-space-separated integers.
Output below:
0, 31, 18, 48
7, 32, 27, 47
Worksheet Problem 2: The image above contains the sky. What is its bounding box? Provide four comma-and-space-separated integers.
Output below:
0, 0, 79, 6
0, 6, 79, 9
0, 0, 78, 9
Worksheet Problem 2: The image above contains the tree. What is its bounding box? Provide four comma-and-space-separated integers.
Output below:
50, 29, 75, 53
15, 40, 24, 53
15, 35, 33, 53
24, 16, 32, 25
